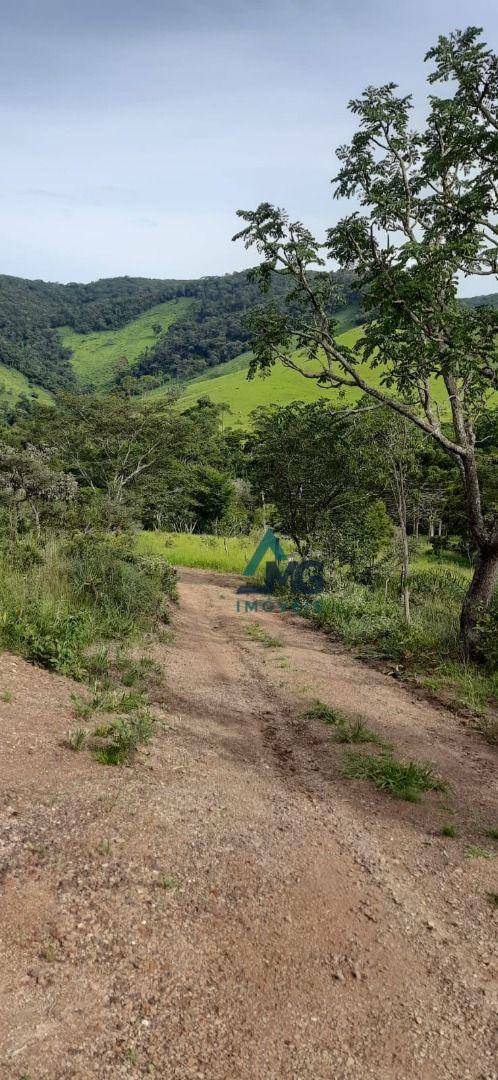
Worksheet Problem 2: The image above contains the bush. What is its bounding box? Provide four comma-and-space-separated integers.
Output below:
0, 596, 92, 677
66, 532, 176, 635
0, 532, 176, 676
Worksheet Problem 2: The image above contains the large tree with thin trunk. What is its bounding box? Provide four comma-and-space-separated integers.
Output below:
234, 26, 498, 657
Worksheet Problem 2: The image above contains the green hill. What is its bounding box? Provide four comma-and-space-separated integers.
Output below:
0, 363, 52, 406
145, 325, 488, 427
61, 298, 192, 388
145, 327, 430, 425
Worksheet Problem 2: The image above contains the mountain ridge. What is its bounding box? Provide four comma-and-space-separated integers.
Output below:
0, 270, 496, 406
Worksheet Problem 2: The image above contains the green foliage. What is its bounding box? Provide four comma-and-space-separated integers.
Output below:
234, 27, 498, 657
334, 718, 384, 745
93, 711, 153, 765
0, 534, 174, 677
189, 465, 236, 531
62, 298, 192, 388
343, 751, 446, 801
303, 700, 345, 725
245, 622, 282, 648
302, 699, 383, 743
0, 597, 92, 677
116, 654, 162, 687
309, 566, 497, 715
465, 845, 494, 860
130, 269, 360, 382
137, 530, 268, 573
67, 728, 87, 751
67, 532, 176, 635
0, 442, 77, 532
0, 361, 52, 406
441, 824, 458, 838
171, 327, 429, 425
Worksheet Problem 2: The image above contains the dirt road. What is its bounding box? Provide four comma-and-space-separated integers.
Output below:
0, 567, 496, 1079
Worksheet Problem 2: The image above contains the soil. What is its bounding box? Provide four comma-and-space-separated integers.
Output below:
0, 567, 496, 1079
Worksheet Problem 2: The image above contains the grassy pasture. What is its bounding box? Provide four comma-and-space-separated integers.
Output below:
61, 298, 192, 388
137, 530, 264, 574
146, 327, 455, 427
0, 362, 52, 405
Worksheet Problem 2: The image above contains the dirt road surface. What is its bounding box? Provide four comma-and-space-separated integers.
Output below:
0, 567, 496, 1079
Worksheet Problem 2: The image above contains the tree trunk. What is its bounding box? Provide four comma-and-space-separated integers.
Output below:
458, 451, 498, 658
400, 523, 411, 624
460, 547, 498, 658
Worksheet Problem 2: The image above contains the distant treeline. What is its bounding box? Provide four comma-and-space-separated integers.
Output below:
0, 270, 495, 395
0, 270, 360, 392
127, 269, 361, 382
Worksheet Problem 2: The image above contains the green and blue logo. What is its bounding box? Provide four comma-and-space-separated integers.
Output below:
238, 527, 324, 597
242, 528, 287, 577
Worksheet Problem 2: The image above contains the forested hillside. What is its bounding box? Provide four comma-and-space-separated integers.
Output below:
0, 269, 360, 394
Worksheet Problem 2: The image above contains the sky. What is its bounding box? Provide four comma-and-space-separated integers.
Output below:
1, 0, 497, 289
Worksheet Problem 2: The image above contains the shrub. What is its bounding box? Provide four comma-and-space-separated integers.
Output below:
66, 532, 176, 635
0, 594, 92, 677
0, 532, 176, 676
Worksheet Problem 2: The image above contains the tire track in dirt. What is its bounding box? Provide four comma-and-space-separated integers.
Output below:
0, 566, 496, 1079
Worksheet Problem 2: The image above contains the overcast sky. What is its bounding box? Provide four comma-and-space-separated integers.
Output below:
1, 0, 497, 288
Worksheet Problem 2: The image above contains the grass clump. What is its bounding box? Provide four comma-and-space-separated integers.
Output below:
483, 827, 498, 841
66, 728, 86, 751
487, 892, 498, 909
465, 845, 494, 860
72, 686, 148, 719
342, 750, 447, 802
93, 711, 154, 766
441, 824, 458, 838
303, 700, 345, 725
334, 717, 384, 745
116, 654, 161, 687
303, 699, 385, 745
245, 622, 282, 648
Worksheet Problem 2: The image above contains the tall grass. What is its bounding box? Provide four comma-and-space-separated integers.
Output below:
308, 569, 497, 720
137, 530, 263, 574
0, 534, 175, 678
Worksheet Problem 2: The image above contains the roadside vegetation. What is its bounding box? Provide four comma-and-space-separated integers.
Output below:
137, 530, 260, 574
235, 26, 498, 661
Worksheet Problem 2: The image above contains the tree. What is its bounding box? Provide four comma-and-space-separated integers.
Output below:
347, 408, 426, 622
0, 443, 77, 534
248, 401, 360, 555
234, 26, 498, 656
